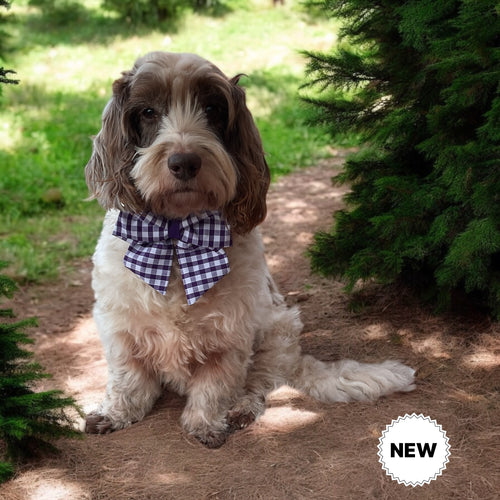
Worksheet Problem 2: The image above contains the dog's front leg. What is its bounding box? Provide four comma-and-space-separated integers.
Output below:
181, 349, 248, 448
85, 332, 162, 434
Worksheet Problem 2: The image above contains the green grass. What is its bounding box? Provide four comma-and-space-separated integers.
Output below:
0, 0, 338, 283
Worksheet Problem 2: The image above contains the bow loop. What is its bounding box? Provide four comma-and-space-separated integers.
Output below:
177, 212, 233, 250
113, 211, 232, 305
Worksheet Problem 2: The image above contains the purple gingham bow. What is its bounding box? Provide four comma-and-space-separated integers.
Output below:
113, 210, 232, 305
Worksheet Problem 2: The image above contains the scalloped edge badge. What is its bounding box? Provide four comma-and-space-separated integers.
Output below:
378, 413, 450, 487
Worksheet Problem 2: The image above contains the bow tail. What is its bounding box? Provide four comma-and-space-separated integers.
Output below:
177, 248, 230, 305
123, 243, 173, 295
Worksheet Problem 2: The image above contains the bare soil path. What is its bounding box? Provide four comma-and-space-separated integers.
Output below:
2, 154, 499, 499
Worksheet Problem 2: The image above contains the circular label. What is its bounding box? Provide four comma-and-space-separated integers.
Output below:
378, 413, 450, 487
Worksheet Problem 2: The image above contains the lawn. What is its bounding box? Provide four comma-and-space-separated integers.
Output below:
0, 0, 338, 282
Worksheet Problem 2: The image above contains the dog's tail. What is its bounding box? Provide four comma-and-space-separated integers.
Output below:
291, 355, 416, 403
265, 306, 416, 403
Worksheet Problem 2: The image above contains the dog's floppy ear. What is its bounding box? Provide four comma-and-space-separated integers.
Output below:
223, 75, 271, 234
85, 71, 143, 212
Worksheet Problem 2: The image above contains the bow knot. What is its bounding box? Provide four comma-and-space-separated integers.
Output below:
113, 211, 232, 305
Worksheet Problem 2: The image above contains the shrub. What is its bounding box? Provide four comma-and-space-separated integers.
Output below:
102, 0, 190, 24
304, 0, 500, 316
100, 0, 233, 24
0, 265, 81, 482
27, 0, 89, 26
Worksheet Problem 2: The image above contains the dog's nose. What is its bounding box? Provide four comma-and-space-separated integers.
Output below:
168, 153, 202, 181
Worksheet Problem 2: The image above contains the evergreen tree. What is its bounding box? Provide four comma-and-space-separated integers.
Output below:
304, 0, 500, 316
0, 265, 82, 482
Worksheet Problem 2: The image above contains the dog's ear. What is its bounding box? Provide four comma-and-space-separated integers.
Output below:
223, 75, 270, 234
85, 71, 143, 212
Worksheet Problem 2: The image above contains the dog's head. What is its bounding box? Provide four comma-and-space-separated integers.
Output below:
85, 51, 270, 234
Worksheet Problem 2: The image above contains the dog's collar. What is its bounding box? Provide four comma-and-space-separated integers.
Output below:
113, 210, 232, 305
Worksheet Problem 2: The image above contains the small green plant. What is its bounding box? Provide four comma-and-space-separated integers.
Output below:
0, 263, 82, 483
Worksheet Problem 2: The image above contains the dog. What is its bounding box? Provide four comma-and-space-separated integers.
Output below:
84, 52, 415, 448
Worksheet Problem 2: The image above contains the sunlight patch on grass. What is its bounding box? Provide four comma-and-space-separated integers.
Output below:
462, 348, 500, 370
255, 386, 321, 433
410, 334, 452, 360
11, 469, 88, 500
259, 405, 320, 431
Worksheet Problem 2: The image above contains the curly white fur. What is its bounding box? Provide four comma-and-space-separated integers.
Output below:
84, 52, 415, 448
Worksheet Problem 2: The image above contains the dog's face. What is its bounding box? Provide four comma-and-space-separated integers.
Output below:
85, 52, 270, 233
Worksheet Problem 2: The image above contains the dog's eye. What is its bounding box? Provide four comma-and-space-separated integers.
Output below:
201, 96, 228, 135
204, 103, 227, 125
205, 104, 219, 117
141, 108, 157, 120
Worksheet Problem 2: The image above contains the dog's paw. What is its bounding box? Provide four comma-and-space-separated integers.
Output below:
193, 427, 229, 449
85, 412, 119, 434
226, 408, 257, 432
227, 394, 265, 432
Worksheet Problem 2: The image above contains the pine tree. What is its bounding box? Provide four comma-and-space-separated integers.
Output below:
0, 265, 82, 482
304, 0, 500, 316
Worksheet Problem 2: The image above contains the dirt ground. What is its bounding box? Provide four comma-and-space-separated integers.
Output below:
2, 153, 500, 499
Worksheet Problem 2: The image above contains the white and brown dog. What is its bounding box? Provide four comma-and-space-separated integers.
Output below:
84, 51, 415, 448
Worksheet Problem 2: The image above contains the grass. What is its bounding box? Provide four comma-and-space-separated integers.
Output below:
0, 0, 339, 283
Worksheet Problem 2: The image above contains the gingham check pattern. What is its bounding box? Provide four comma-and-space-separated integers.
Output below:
113, 210, 232, 305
